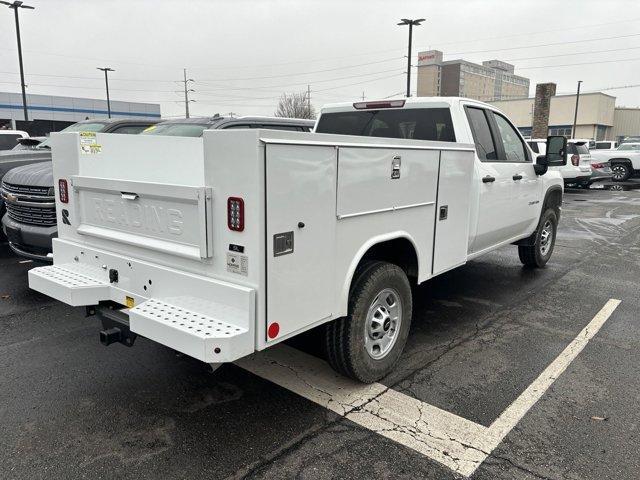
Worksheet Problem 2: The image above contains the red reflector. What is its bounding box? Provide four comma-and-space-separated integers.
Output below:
267, 322, 280, 339
591, 163, 606, 169
571, 154, 580, 166
58, 179, 69, 203
353, 99, 406, 110
227, 197, 244, 231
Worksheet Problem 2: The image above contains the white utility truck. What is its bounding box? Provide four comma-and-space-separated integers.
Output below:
28, 98, 567, 383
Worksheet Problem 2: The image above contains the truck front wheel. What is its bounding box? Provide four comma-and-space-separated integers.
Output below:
518, 209, 558, 268
324, 261, 412, 383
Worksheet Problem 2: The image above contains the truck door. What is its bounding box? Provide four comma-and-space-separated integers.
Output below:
488, 111, 540, 236
465, 106, 521, 253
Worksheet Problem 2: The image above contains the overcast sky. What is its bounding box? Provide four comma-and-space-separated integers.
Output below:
0, 0, 638, 118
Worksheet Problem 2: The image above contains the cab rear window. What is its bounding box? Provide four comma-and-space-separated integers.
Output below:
315, 108, 456, 142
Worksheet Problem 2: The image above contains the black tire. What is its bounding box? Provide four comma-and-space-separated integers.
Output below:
518, 209, 558, 268
324, 261, 412, 383
611, 163, 632, 182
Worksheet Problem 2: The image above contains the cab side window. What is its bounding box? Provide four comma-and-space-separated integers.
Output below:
465, 107, 497, 161
491, 113, 528, 162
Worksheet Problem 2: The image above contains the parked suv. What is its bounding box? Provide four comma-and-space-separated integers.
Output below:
528, 139, 592, 187
1, 119, 158, 261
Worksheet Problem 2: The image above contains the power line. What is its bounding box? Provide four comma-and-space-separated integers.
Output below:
516, 56, 640, 71
443, 32, 640, 57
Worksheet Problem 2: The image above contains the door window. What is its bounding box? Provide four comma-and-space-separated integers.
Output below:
465, 107, 497, 161
492, 113, 527, 162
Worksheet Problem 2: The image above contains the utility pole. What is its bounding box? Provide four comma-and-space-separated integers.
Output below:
183, 68, 195, 118
572, 80, 582, 139
97, 67, 114, 118
362, 91, 365, 101
306, 84, 311, 118
398, 18, 425, 98
2, 1, 35, 122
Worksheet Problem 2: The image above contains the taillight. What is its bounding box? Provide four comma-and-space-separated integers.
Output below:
58, 179, 69, 203
353, 99, 405, 110
591, 163, 606, 169
571, 154, 579, 166
227, 197, 244, 231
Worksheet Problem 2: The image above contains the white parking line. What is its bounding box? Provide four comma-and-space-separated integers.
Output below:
236, 299, 621, 477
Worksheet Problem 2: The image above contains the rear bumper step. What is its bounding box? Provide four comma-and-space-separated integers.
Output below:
29, 262, 255, 363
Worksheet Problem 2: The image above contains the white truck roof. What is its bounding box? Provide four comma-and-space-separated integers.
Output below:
319, 96, 494, 113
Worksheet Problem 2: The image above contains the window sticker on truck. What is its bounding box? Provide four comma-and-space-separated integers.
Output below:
226, 252, 248, 276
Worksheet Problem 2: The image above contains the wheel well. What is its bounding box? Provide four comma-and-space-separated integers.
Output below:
544, 187, 562, 212
609, 158, 632, 165
358, 238, 419, 283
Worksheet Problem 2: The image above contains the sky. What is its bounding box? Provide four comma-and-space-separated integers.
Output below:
0, 0, 639, 118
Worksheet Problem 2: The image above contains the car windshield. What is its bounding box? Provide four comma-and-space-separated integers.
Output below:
617, 144, 640, 151
60, 122, 108, 133
140, 123, 210, 137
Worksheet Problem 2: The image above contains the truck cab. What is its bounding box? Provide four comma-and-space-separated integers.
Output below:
315, 97, 564, 257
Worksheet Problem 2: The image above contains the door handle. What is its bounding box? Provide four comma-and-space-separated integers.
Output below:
121, 192, 139, 201
482, 176, 496, 183
512, 174, 523, 181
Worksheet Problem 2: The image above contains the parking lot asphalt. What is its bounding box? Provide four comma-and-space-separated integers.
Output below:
1, 187, 639, 480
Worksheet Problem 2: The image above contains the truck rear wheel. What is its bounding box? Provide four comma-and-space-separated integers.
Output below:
324, 261, 412, 383
518, 209, 557, 268
611, 163, 632, 182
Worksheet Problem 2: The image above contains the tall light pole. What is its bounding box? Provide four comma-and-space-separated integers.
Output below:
571, 80, 582, 139
398, 18, 425, 98
2, 1, 34, 122
97, 67, 114, 118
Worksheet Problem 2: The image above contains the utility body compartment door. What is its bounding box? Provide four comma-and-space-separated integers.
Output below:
265, 143, 337, 341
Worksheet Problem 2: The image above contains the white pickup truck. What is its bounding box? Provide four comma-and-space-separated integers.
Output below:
590, 142, 640, 181
28, 97, 566, 383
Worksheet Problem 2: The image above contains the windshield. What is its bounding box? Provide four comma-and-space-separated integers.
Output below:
60, 122, 108, 133
617, 144, 640, 151
315, 108, 456, 142
140, 123, 210, 137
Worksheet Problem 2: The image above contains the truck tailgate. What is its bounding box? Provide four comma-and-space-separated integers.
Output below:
72, 176, 213, 260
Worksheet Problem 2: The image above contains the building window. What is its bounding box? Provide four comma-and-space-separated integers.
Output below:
548, 126, 573, 138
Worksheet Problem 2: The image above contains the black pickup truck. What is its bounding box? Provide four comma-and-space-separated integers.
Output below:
1, 115, 314, 261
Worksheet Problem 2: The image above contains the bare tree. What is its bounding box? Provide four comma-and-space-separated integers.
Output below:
274, 92, 315, 119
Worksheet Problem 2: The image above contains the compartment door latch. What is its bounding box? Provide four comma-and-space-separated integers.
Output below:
391, 155, 401, 179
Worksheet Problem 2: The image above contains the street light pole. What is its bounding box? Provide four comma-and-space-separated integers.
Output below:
2, 1, 35, 122
97, 67, 114, 118
398, 18, 425, 98
572, 80, 582, 139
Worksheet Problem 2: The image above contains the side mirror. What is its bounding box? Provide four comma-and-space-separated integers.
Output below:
534, 155, 548, 175
545, 135, 567, 167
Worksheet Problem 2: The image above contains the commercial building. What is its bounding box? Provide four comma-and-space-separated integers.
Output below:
416, 50, 530, 101
488, 92, 637, 140
0, 91, 161, 136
